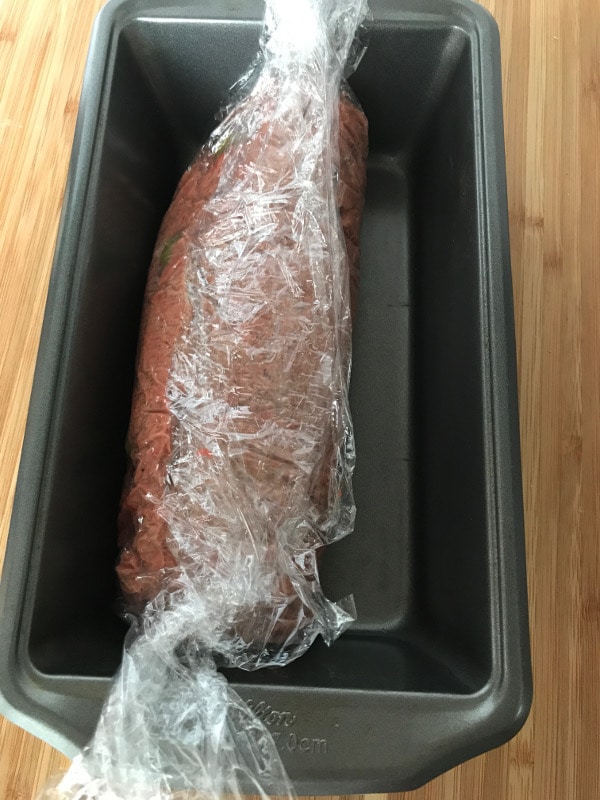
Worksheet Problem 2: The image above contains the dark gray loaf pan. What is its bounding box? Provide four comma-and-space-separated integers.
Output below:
0, 0, 531, 792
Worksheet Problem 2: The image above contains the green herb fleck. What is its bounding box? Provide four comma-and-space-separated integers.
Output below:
213, 132, 234, 154
159, 231, 183, 269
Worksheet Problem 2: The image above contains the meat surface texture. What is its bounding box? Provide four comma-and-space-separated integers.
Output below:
117, 79, 368, 658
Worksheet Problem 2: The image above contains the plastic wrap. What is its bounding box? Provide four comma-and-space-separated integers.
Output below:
39, 0, 368, 796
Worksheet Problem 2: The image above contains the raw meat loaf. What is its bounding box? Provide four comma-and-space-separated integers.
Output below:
118, 91, 368, 643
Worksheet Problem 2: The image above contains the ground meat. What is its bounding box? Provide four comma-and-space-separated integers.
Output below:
117, 89, 368, 644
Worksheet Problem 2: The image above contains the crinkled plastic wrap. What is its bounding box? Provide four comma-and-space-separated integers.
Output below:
39, 0, 368, 796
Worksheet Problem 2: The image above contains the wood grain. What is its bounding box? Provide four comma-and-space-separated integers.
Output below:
1, 0, 598, 797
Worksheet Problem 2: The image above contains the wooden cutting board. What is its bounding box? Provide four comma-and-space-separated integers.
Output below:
1, 0, 598, 798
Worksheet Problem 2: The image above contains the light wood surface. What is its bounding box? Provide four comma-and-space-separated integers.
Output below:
1, 0, 598, 797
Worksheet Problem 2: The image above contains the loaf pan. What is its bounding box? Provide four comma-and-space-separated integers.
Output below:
0, 0, 531, 792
